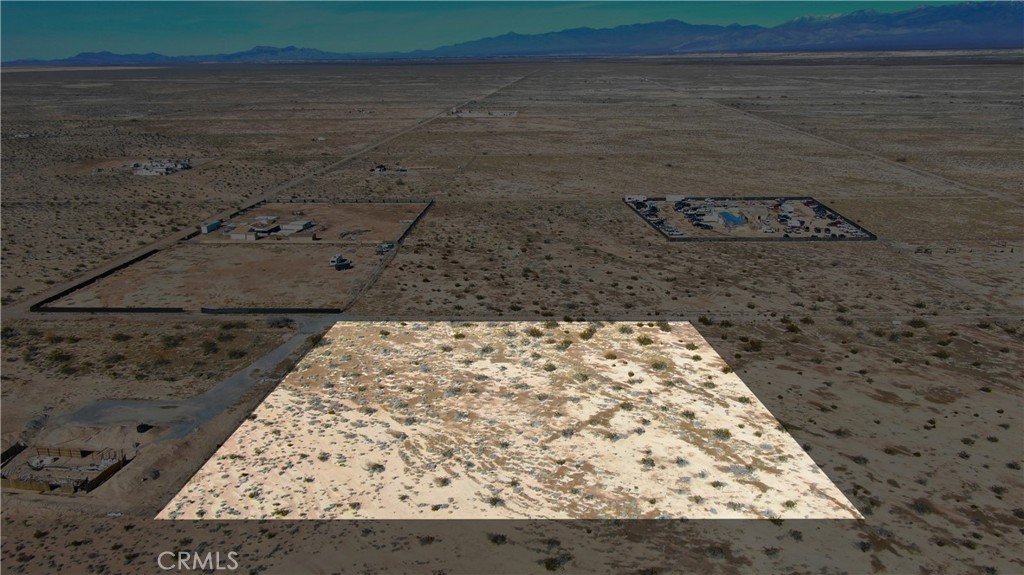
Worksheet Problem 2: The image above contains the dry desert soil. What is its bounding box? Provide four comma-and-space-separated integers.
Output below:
1, 52, 1022, 574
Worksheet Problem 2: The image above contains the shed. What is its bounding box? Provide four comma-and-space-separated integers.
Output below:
200, 220, 221, 234
229, 226, 259, 241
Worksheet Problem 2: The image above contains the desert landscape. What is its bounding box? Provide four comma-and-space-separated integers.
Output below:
1, 52, 1021, 574
159, 320, 862, 521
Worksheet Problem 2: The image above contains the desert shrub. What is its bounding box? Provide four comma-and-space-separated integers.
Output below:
48, 349, 72, 363
160, 335, 184, 349
712, 429, 732, 440
266, 317, 294, 328
636, 335, 653, 346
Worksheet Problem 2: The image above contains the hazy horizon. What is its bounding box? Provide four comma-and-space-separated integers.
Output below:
2, 1, 962, 61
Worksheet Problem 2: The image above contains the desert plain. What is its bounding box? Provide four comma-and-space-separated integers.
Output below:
1, 51, 1022, 574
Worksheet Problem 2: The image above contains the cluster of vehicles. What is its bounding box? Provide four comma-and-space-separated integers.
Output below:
629, 200, 690, 236
774, 198, 867, 239
672, 199, 716, 230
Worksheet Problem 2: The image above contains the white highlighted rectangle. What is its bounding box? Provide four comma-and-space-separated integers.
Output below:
158, 321, 861, 520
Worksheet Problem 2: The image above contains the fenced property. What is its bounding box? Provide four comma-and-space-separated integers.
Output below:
1, 446, 129, 494
626, 196, 876, 242
32, 199, 433, 314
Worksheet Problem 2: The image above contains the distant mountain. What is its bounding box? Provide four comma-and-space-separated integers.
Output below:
417, 2, 1023, 57
6, 2, 1021, 66
7, 45, 359, 66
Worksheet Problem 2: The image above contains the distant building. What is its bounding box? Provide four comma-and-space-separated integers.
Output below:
229, 226, 258, 241
280, 220, 313, 233
249, 224, 280, 239
200, 220, 221, 234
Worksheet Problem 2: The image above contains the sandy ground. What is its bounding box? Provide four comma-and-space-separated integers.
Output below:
159, 320, 860, 520
1, 57, 1021, 574
0, 318, 296, 443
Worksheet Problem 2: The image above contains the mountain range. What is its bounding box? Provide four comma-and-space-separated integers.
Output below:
6, 1, 1022, 66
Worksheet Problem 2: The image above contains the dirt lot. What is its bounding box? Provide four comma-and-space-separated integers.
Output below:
53, 243, 381, 310
1, 55, 1021, 575
0, 318, 296, 442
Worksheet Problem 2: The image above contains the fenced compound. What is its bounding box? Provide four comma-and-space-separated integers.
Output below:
625, 196, 876, 242
1, 446, 129, 494
31, 198, 433, 315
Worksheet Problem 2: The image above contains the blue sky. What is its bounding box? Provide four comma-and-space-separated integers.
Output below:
1, 1, 961, 61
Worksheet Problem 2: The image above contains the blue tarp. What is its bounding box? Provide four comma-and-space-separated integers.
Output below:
720, 212, 746, 225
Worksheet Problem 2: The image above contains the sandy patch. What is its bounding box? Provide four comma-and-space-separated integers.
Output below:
158, 320, 860, 520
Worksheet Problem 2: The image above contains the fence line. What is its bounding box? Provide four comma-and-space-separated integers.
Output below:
623, 196, 877, 242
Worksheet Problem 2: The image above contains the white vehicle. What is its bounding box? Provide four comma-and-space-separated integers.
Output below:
329, 254, 347, 266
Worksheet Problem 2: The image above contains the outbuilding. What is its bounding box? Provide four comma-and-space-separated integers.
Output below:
200, 220, 221, 234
